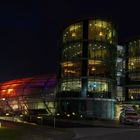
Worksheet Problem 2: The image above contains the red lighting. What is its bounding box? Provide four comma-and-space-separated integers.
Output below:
0, 74, 57, 98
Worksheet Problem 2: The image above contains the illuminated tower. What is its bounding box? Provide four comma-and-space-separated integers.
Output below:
57, 18, 117, 119
126, 40, 140, 101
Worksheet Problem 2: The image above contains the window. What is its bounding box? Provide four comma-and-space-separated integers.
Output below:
61, 79, 81, 91
62, 43, 82, 59
88, 79, 109, 93
129, 72, 140, 81
129, 41, 140, 57
128, 88, 140, 100
87, 78, 111, 98
88, 20, 113, 44
128, 57, 140, 71
63, 23, 83, 43
61, 61, 82, 77
88, 60, 111, 77
117, 45, 125, 57
88, 43, 110, 59
117, 59, 123, 72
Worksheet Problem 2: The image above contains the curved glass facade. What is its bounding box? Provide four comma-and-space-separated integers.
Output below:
58, 18, 117, 119
88, 20, 115, 44
63, 22, 83, 43
0, 75, 57, 115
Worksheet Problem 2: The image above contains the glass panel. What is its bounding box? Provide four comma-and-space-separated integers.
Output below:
88, 20, 113, 44
88, 60, 111, 77
61, 79, 81, 91
128, 41, 140, 81
116, 86, 123, 97
129, 72, 140, 81
88, 43, 110, 59
128, 41, 140, 57
88, 79, 108, 93
87, 78, 110, 98
59, 101, 80, 114
63, 22, 83, 43
61, 61, 81, 77
128, 57, 140, 71
62, 43, 82, 59
128, 88, 140, 100
117, 45, 125, 57
117, 58, 123, 72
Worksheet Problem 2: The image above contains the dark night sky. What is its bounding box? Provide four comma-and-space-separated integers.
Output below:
0, 0, 140, 82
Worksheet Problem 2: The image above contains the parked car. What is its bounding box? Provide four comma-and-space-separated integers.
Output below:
119, 110, 140, 125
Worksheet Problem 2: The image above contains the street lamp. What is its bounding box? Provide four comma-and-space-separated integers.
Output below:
37, 116, 43, 125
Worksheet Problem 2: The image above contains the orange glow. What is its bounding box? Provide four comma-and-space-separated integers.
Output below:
89, 60, 102, 65
131, 62, 134, 66
72, 32, 76, 37
7, 89, 14, 94
2, 89, 6, 92
64, 70, 76, 73
62, 62, 74, 67
8, 89, 14, 93
99, 32, 103, 36
0, 77, 33, 98
91, 67, 96, 71
0, 74, 57, 98
69, 25, 79, 32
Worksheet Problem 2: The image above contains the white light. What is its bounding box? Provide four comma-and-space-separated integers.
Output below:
6, 113, 9, 116
57, 113, 60, 116
67, 114, 70, 117
93, 83, 96, 88
72, 112, 75, 115
130, 96, 134, 100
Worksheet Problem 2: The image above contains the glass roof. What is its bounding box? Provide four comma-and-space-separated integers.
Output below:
0, 74, 57, 98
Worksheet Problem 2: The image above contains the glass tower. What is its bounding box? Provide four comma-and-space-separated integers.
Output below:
126, 40, 140, 100
57, 18, 117, 119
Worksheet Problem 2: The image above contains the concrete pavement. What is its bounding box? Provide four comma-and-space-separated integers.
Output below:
1, 118, 140, 140
55, 118, 140, 128
68, 127, 140, 140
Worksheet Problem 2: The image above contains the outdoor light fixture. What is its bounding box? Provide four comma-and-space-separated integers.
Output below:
72, 112, 75, 115
67, 114, 70, 117
6, 113, 9, 116
91, 67, 96, 71
56, 113, 60, 116
130, 96, 134, 100
72, 32, 76, 37
99, 32, 103, 36
37, 116, 42, 119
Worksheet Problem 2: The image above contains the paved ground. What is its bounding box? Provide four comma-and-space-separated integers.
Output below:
1, 119, 140, 140
55, 118, 140, 128
0, 120, 74, 140
68, 127, 140, 140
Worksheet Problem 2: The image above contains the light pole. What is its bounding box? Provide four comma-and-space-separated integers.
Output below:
53, 87, 57, 128
54, 114, 55, 128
